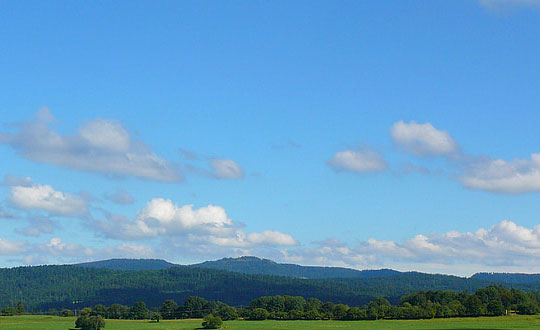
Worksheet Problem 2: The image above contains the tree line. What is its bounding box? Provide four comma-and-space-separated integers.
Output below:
6, 285, 537, 322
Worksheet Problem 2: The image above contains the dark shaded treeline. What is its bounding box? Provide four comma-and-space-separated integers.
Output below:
8, 286, 538, 321
2, 264, 540, 311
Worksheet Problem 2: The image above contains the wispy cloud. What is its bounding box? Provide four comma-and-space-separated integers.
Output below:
328, 145, 387, 173
0, 108, 182, 182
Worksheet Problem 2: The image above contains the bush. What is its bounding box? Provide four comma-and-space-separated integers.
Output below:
202, 314, 223, 329
61, 308, 74, 317
75, 314, 105, 330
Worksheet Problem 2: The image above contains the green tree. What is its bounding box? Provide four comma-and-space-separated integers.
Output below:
202, 314, 223, 329
106, 304, 128, 319
464, 295, 484, 317
150, 312, 162, 322
92, 304, 107, 317
248, 308, 269, 320
129, 301, 149, 320
160, 299, 178, 319
15, 301, 24, 314
75, 315, 105, 330
215, 304, 238, 321
487, 299, 505, 316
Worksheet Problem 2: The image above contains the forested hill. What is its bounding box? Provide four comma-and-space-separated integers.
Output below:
472, 272, 540, 284
0, 263, 526, 312
75, 258, 177, 271
191, 256, 400, 279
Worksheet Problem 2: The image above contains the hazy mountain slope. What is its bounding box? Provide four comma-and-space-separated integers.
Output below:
191, 256, 400, 279
75, 258, 178, 271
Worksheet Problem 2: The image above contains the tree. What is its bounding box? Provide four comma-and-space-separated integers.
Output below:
248, 308, 269, 320
150, 312, 162, 322
464, 295, 484, 317
215, 304, 238, 321
106, 304, 128, 319
15, 301, 24, 314
129, 301, 148, 320
75, 315, 105, 330
202, 314, 223, 329
160, 299, 178, 319
92, 304, 107, 317
487, 299, 505, 316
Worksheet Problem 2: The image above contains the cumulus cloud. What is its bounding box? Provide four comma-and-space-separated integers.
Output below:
93, 198, 297, 248
0, 108, 182, 182
10, 182, 87, 216
282, 220, 540, 275
458, 154, 540, 194
391, 121, 458, 157
328, 146, 387, 173
104, 189, 135, 205
210, 159, 245, 179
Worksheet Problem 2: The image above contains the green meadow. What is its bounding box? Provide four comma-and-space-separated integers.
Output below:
2, 315, 540, 330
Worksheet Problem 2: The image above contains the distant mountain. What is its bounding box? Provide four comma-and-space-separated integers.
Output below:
472, 272, 540, 284
192, 256, 401, 279
76, 258, 178, 271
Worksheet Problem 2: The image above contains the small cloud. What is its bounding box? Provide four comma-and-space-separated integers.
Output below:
391, 121, 458, 157
10, 181, 88, 216
104, 189, 135, 205
210, 159, 245, 179
327, 145, 387, 173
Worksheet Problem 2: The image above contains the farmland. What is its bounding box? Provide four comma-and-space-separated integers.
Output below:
2, 315, 540, 330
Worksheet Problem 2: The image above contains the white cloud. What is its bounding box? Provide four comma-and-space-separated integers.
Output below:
391, 121, 458, 156
328, 147, 387, 173
282, 220, 540, 276
0, 108, 182, 182
10, 182, 88, 216
0, 238, 26, 255
210, 159, 245, 179
459, 154, 540, 194
93, 198, 297, 248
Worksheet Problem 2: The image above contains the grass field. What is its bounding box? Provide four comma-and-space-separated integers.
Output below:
2, 315, 540, 330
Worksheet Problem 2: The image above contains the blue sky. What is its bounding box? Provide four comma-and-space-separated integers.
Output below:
1, 0, 540, 276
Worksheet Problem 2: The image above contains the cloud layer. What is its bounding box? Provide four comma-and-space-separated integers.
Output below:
283, 220, 540, 275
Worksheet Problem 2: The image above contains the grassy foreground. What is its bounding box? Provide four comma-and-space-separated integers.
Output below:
2, 315, 540, 329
